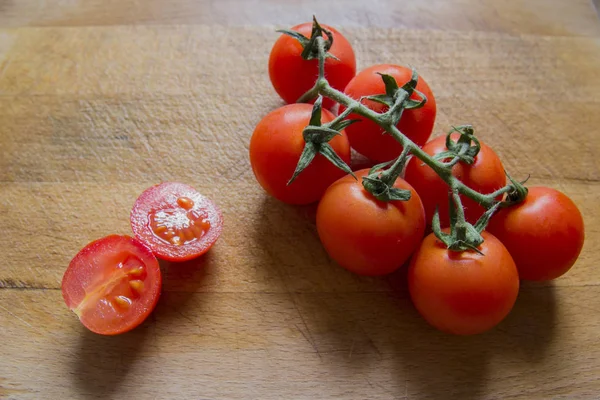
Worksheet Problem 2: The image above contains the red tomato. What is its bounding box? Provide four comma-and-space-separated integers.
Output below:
316, 169, 425, 275
408, 231, 519, 335
249, 103, 351, 205
341, 64, 437, 162
269, 22, 356, 108
404, 133, 506, 226
130, 182, 223, 262
62, 235, 161, 335
487, 186, 585, 281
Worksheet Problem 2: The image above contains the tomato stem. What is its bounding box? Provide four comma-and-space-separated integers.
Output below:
362, 145, 413, 202
295, 36, 329, 103
380, 145, 411, 186
289, 96, 356, 185
317, 36, 326, 79
318, 83, 517, 210
290, 27, 528, 250
450, 190, 470, 242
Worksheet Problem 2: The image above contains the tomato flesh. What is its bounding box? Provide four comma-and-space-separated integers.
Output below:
130, 182, 223, 261
61, 235, 161, 335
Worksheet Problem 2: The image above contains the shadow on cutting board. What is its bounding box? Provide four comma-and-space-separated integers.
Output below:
153, 252, 214, 328
387, 283, 557, 399
70, 254, 212, 399
71, 324, 151, 399
255, 192, 558, 399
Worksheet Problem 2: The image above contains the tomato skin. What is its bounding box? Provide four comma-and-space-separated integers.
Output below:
316, 169, 426, 276
404, 133, 506, 226
62, 235, 161, 336
269, 22, 356, 108
341, 64, 437, 162
487, 186, 585, 281
408, 231, 519, 335
130, 182, 223, 262
249, 103, 351, 205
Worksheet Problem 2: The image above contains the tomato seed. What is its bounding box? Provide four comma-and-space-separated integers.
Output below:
176, 196, 195, 210
113, 296, 132, 309
129, 280, 144, 294
128, 266, 145, 277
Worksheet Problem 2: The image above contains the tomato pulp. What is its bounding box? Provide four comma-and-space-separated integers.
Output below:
62, 235, 162, 335
130, 182, 223, 261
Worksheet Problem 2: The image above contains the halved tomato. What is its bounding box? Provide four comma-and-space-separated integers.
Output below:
130, 182, 223, 261
61, 235, 161, 335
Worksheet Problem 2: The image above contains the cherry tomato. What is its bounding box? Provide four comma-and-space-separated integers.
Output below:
249, 103, 351, 205
487, 186, 585, 281
62, 235, 161, 335
130, 182, 223, 262
408, 231, 519, 335
316, 169, 425, 276
404, 133, 506, 226
341, 64, 437, 162
269, 22, 356, 108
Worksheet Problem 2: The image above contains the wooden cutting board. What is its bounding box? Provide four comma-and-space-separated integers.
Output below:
1, 1, 599, 399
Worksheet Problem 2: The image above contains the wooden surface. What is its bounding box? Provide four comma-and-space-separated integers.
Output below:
1, 1, 600, 399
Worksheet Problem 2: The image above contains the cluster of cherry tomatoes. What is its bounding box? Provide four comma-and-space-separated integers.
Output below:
61, 19, 585, 338
62, 182, 222, 335
250, 20, 585, 335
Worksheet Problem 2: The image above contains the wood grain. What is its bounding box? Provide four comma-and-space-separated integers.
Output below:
2, 286, 600, 399
1, 1, 600, 399
0, 0, 599, 37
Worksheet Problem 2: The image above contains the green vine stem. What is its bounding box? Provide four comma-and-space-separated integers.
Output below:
304, 34, 523, 210
320, 83, 507, 208
363, 145, 413, 202
287, 22, 528, 250
296, 33, 330, 103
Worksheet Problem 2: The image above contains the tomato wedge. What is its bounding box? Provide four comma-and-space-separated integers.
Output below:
130, 182, 223, 261
61, 235, 162, 335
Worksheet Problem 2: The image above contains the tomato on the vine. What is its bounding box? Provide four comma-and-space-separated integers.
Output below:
487, 186, 585, 281
341, 64, 437, 162
249, 103, 351, 205
62, 235, 162, 335
269, 22, 356, 108
130, 182, 223, 262
408, 231, 519, 335
316, 169, 425, 276
404, 133, 506, 226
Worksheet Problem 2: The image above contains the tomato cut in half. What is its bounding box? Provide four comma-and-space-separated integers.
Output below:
61, 235, 162, 335
130, 182, 223, 261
